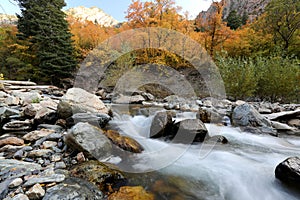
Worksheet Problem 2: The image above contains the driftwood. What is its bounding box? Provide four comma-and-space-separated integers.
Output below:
1, 80, 37, 86
4, 85, 59, 90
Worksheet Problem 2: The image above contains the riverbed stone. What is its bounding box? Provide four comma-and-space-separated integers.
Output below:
108, 186, 154, 200
57, 88, 109, 119
70, 160, 126, 193
69, 112, 111, 128
8, 178, 23, 188
43, 177, 104, 200
0, 137, 24, 148
23, 129, 55, 142
150, 111, 174, 138
275, 157, 300, 187
64, 122, 112, 160
23, 174, 65, 187
25, 183, 45, 200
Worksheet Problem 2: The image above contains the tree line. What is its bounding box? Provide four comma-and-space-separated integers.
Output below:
0, 0, 299, 102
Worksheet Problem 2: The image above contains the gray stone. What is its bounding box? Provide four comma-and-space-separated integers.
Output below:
173, 119, 208, 143
2, 121, 32, 132
112, 94, 145, 104
264, 109, 300, 121
11, 194, 29, 200
5, 95, 20, 106
288, 119, 300, 128
11, 91, 41, 105
0, 107, 20, 119
275, 157, 300, 186
27, 149, 53, 158
23, 129, 55, 142
8, 178, 23, 188
64, 122, 112, 160
57, 88, 109, 119
43, 177, 103, 200
23, 174, 65, 187
150, 111, 174, 138
70, 112, 111, 128
25, 183, 45, 200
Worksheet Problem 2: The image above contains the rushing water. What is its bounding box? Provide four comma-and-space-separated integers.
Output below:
107, 108, 300, 200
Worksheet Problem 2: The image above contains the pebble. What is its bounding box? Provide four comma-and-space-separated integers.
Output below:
25, 183, 45, 200
50, 154, 61, 162
8, 178, 23, 188
11, 194, 29, 200
76, 152, 86, 163
55, 162, 66, 169
42, 141, 57, 149
27, 149, 53, 158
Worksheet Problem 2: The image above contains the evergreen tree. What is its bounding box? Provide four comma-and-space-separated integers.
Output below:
226, 10, 242, 30
15, 0, 77, 85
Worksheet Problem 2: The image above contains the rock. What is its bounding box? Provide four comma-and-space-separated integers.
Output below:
0, 107, 20, 119
232, 103, 276, 135
112, 94, 145, 104
2, 120, 32, 132
275, 157, 300, 186
288, 119, 300, 128
197, 108, 223, 123
264, 109, 300, 121
207, 135, 228, 144
4, 95, 20, 106
25, 183, 45, 200
70, 160, 126, 193
50, 154, 61, 162
258, 108, 272, 114
64, 122, 112, 160
11, 91, 41, 105
22, 104, 42, 118
37, 124, 63, 133
69, 112, 111, 128
108, 186, 154, 200
42, 141, 57, 149
27, 149, 53, 158
0, 137, 24, 147
172, 119, 208, 143
222, 116, 231, 126
76, 152, 86, 163
43, 177, 103, 200
57, 87, 109, 119
8, 178, 23, 188
271, 121, 297, 131
104, 130, 144, 153
55, 161, 66, 169
235, 100, 246, 106
11, 194, 29, 200
23, 174, 65, 187
150, 111, 174, 138
23, 129, 55, 142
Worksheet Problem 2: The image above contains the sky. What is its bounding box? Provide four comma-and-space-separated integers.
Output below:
0, 0, 214, 21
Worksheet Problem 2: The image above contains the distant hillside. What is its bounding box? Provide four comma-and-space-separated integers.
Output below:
197, 0, 271, 22
0, 13, 17, 25
65, 6, 119, 27
0, 6, 119, 27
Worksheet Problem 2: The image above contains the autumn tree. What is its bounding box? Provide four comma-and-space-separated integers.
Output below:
262, 0, 300, 53
15, 0, 77, 85
194, 0, 231, 57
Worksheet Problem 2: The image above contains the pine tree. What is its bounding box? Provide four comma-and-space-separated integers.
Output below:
16, 0, 77, 86
226, 10, 242, 30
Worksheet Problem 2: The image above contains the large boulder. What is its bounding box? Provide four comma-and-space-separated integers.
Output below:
64, 122, 112, 160
150, 111, 174, 138
275, 157, 300, 187
57, 88, 109, 119
232, 103, 276, 135
172, 119, 208, 143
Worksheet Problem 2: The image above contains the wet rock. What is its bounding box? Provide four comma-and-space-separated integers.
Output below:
264, 109, 300, 121
271, 121, 297, 131
0, 179, 11, 200
43, 177, 103, 200
23, 129, 55, 142
275, 157, 300, 186
150, 111, 174, 138
70, 160, 126, 193
207, 135, 228, 144
112, 94, 145, 104
69, 112, 111, 128
108, 186, 154, 200
64, 122, 112, 160
8, 178, 23, 188
0, 137, 24, 148
23, 174, 65, 187
2, 120, 32, 132
172, 119, 208, 143
57, 88, 109, 119
104, 130, 144, 153
25, 183, 45, 199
